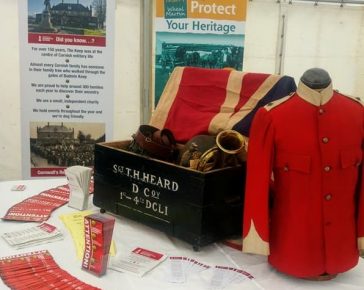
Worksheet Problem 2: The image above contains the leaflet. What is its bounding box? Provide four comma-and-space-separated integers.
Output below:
1, 222, 63, 249
164, 256, 210, 283
208, 265, 254, 289
109, 247, 167, 277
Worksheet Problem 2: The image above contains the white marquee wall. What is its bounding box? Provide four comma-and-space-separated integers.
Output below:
1, 0, 363, 180
281, 3, 364, 95
244, 0, 364, 98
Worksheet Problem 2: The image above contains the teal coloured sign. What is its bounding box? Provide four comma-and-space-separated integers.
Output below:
164, 0, 187, 19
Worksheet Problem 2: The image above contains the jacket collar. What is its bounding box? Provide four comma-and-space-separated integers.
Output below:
296, 81, 333, 106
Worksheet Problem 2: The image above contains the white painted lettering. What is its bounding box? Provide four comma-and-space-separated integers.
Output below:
132, 183, 139, 193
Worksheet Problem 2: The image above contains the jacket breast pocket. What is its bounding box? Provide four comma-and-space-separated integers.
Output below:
275, 152, 311, 174
273, 152, 312, 198
340, 148, 362, 189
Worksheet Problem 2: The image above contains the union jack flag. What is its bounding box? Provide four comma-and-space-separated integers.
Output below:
150, 66, 297, 143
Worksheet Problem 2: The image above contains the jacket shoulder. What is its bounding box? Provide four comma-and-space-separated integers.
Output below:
336, 90, 363, 107
264, 93, 294, 111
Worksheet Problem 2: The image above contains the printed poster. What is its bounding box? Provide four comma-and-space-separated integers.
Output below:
153, 0, 247, 106
19, 0, 115, 178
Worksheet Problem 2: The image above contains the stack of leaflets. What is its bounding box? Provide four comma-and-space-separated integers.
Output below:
1, 222, 63, 249
59, 210, 117, 260
82, 213, 115, 276
164, 258, 254, 289
2, 184, 70, 222
0, 250, 101, 290
164, 256, 210, 283
109, 247, 167, 277
208, 265, 254, 289
65, 166, 93, 210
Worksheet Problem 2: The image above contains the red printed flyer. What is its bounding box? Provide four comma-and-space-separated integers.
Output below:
0, 250, 101, 290
2, 184, 70, 222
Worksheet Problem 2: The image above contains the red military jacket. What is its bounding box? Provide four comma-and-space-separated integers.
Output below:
242, 81, 364, 278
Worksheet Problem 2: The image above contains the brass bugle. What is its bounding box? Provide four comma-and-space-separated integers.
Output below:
196, 130, 248, 171
196, 147, 220, 172
215, 129, 248, 165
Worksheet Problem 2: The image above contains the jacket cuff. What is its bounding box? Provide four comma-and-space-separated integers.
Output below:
242, 220, 270, 256
358, 237, 364, 251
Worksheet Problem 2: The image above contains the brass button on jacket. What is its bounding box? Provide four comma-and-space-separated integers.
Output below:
325, 194, 332, 201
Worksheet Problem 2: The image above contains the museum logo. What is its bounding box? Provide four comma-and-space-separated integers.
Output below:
164, 0, 187, 19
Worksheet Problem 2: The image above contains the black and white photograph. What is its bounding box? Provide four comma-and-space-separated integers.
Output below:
30, 121, 105, 170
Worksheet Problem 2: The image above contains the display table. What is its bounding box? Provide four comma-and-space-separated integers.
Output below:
0, 179, 364, 290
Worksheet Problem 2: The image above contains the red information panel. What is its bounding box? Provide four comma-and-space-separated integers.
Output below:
29, 33, 106, 47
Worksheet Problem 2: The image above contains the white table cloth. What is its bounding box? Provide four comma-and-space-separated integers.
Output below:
0, 179, 363, 290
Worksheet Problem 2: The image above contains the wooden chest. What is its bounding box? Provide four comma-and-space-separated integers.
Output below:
93, 141, 245, 250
